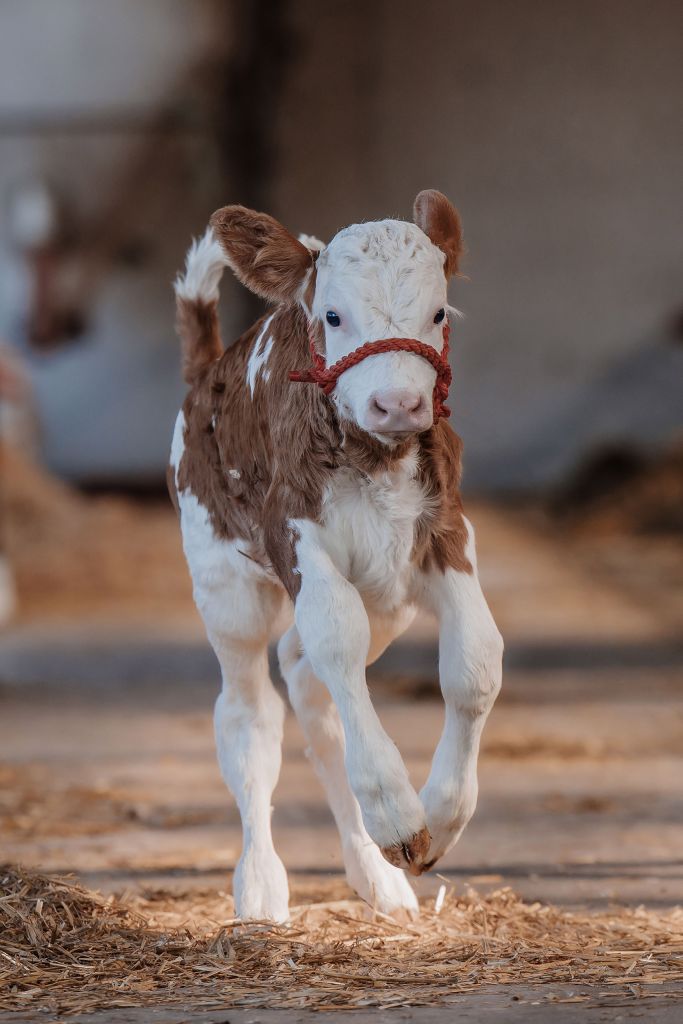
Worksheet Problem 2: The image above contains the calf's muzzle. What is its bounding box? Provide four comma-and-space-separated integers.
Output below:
366, 388, 431, 433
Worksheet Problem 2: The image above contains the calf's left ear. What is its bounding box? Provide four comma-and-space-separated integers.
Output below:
413, 189, 464, 278
210, 204, 314, 304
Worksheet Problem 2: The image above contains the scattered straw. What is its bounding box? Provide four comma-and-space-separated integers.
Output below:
1, 865, 682, 1015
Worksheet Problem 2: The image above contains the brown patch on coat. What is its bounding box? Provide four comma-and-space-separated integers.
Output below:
177, 319, 267, 557
177, 307, 342, 597
413, 421, 472, 575
341, 423, 414, 475
307, 315, 326, 358
301, 264, 318, 314
176, 304, 471, 598
176, 297, 223, 386
210, 205, 314, 305
413, 189, 464, 278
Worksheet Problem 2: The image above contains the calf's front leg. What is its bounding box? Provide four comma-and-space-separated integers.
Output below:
293, 525, 430, 874
418, 518, 504, 868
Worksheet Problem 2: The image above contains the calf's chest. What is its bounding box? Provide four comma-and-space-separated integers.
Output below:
318, 459, 428, 608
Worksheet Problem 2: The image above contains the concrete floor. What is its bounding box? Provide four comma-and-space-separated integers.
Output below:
1, 658, 682, 911
1, 503, 681, 1019
2, 989, 682, 1024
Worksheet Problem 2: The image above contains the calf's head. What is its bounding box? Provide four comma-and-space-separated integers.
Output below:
210, 189, 463, 441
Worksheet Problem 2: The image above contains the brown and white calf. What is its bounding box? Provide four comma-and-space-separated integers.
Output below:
169, 190, 503, 921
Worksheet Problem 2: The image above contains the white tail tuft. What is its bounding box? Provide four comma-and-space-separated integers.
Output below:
174, 228, 226, 304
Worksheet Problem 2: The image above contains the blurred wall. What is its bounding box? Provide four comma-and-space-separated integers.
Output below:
0, 0, 234, 481
276, 0, 683, 488
1, 0, 681, 489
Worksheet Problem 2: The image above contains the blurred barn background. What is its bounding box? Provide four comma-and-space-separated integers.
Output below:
1, 0, 682, 972
1, 0, 682, 489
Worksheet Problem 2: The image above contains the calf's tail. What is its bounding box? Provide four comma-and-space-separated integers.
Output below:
174, 228, 227, 385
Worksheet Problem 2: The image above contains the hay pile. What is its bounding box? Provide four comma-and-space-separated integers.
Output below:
1, 867, 682, 1015
1, 442, 192, 620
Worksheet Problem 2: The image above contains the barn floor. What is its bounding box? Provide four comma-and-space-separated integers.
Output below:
3, 998, 679, 1024
1, 501, 682, 1021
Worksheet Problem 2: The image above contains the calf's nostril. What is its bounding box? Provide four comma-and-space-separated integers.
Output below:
371, 396, 388, 415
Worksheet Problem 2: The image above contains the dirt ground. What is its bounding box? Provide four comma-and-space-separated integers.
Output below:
1, 488, 682, 1021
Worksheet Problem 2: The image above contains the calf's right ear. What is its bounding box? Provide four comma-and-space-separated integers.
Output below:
210, 205, 314, 304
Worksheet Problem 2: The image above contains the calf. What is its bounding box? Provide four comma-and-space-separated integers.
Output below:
169, 190, 503, 921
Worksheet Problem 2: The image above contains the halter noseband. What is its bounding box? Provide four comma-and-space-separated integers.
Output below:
289, 321, 452, 420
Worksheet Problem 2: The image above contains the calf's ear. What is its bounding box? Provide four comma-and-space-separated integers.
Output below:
413, 189, 464, 278
210, 205, 313, 304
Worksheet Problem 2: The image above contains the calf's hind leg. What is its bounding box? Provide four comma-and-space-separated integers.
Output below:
173, 413, 289, 921
211, 624, 288, 922
182, 536, 288, 919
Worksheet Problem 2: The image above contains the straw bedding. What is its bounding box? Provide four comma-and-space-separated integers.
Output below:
1, 866, 682, 1015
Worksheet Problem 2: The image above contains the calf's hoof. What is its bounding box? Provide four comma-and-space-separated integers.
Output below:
343, 835, 419, 917
380, 825, 431, 876
233, 848, 290, 923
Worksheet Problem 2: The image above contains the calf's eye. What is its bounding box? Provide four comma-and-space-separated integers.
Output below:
326, 311, 341, 327
433, 308, 446, 324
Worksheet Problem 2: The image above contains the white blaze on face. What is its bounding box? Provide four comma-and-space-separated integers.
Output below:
311, 220, 448, 439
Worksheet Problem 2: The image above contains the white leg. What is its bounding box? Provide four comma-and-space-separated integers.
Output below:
174, 441, 290, 921
211, 631, 289, 922
293, 525, 429, 874
417, 518, 504, 867
278, 614, 419, 915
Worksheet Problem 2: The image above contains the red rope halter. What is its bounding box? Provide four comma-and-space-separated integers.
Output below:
289, 321, 452, 419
